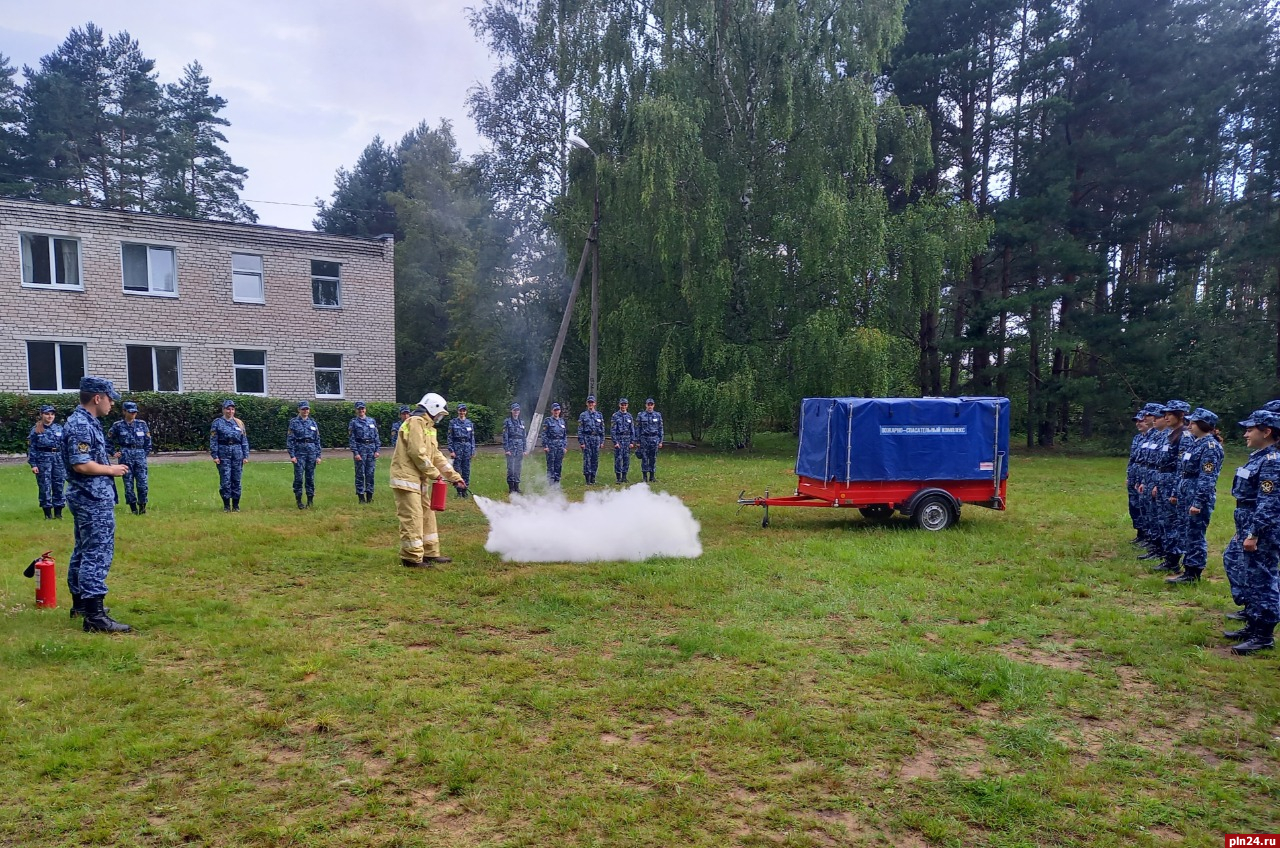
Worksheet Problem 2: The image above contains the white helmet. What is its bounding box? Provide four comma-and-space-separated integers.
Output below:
418, 392, 448, 421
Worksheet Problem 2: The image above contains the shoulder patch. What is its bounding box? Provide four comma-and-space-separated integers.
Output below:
1203, 461, 1215, 473
1264, 480, 1275, 494
77, 442, 89, 453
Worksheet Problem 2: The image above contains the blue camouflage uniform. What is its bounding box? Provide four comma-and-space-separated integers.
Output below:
349, 403, 380, 500
635, 399, 664, 482
288, 403, 322, 504
1155, 401, 1193, 565
446, 406, 476, 490
63, 394, 117, 601
1135, 406, 1164, 547
210, 403, 249, 506
1175, 409, 1223, 577
108, 405, 152, 509
1222, 411, 1280, 644
502, 405, 526, 492
577, 397, 605, 484
28, 407, 66, 513
1126, 410, 1145, 538
390, 406, 411, 450
610, 400, 636, 483
541, 405, 568, 484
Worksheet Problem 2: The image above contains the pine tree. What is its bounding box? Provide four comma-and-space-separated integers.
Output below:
0, 53, 25, 196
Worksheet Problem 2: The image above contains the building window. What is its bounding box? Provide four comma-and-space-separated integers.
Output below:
20, 234, 82, 289
122, 244, 177, 295
232, 253, 264, 303
233, 349, 267, 395
126, 345, 181, 392
27, 341, 86, 391
311, 260, 341, 307
314, 353, 343, 397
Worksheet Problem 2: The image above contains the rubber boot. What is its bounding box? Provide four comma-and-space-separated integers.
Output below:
232, 498, 240, 512
297, 495, 305, 509
1165, 569, 1200, 584
139, 502, 147, 515
223, 497, 231, 512
1223, 620, 1255, 640
82, 596, 130, 634
306, 495, 313, 509
1230, 621, 1276, 655
43, 507, 52, 520
54, 506, 62, 519
129, 502, 138, 515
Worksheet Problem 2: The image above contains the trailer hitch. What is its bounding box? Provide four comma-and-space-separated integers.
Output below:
736, 489, 769, 527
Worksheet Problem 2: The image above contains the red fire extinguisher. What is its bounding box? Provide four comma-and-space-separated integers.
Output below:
23, 550, 57, 609
430, 478, 448, 512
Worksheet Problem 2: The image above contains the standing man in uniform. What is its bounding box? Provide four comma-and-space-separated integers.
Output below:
349, 401, 380, 503
391, 405, 411, 450
611, 397, 637, 484
503, 402, 526, 494
541, 402, 568, 485
62, 376, 130, 632
635, 397, 665, 483
447, 403, 476, 496
28, 404, 67, 519
577, 395, 605, 485
1126, 408, 1148, 545
287, 400, 322, 509
210, 399, 249, 512
390, 392, 467, 567
108, 401, 153, 514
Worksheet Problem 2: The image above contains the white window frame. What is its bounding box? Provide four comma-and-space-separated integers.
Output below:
121, 242, 178, 297
311, 259, 342, 309
125, 344, 182, 392
232, 253, 265, 304
233, 349, 268, 396
20, 232, 83, 290
26, 340, 87, 392
313, 352, 344, 398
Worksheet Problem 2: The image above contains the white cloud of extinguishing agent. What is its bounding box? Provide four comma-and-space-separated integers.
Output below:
473, 484, 702, 562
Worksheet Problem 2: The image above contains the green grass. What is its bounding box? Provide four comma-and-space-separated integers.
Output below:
1, 437, 1277, 847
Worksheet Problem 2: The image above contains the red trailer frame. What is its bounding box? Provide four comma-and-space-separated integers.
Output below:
738, 475, 1007, 531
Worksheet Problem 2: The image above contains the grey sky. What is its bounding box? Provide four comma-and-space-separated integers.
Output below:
0, 0, 498, 229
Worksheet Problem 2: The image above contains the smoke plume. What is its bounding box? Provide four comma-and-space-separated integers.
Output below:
473, 484, 702, 562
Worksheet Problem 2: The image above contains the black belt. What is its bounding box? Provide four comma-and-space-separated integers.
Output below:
357, 440, 375, 444
1237, 499, 1256, 507
218, 439, 240, 445
36, 447, 58, 452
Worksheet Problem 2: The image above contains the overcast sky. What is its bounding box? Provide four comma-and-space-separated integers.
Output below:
0, 0, 498, 230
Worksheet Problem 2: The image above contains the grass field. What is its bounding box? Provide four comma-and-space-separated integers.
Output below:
1, 437, 1277, 847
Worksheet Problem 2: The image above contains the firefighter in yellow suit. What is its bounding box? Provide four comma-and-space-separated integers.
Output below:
390, 392, 467, 567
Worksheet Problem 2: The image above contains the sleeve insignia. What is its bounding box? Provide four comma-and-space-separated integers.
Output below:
1203, 462, 1215, 473
1263, 480, 1275, 494
77, 442, 89, 452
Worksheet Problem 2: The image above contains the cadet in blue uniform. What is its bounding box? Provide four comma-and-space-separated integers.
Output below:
635, 397, 664, 483
577, 395, 605, 484
1221, 409, 1280, 654
288, 400, 322, 509
390, 405, 411, 450
210, 399, 249, 511
108, 401, 153, 515
63, 376, 130, 633
349, 401, 380, 503
502, 402, 526, 494
28, 404, 66, 519
447, 403, 476, 496
541, 403, 568, 484
610, 398, 636, 484
1166, 408, 1223, 584
1135, 404, 1165, 557
1151, 401, 1192, 574
1126, 408, 1148, 544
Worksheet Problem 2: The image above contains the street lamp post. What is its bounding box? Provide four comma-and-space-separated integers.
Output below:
569, 135, 601, 400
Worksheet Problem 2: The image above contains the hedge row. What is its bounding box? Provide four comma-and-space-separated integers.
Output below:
0, 392, 497, 454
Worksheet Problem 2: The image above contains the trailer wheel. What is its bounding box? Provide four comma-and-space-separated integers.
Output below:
859, 505, 894, 521
912, 494, 956, 531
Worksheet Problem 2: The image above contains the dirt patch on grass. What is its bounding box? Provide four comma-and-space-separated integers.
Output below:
899, 736, 989, 781
995, 638, 1098, 671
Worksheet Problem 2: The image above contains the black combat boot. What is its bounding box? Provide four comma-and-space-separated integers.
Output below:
622, 474, 629, 483
297, 494, 305, 509
69, 594, 109, 620
1137, 550, 1162, 561
1153, 554, 1181, 572
1225, 610, 1247, 621
43, 507, 52, 519
222, 497, 231, 512
1230, 621, 1276, 655
1165, 569, 1200, 584
306, 494, 313, 509
82, 596, 130, 634
616, 473, 623, 484
232, 498, 241, 512
139, 501, 147, 515
367, 491, 373, 502
54, 506, 63, 519
1223, 619, 1255, 640
129, 502, 139, 514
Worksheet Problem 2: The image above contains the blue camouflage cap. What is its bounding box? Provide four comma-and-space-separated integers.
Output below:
1187, 407, 1218, 429
1239, 409, 1280, 429
354, 401, 366, 409
122, 401, 138, 412
80, 376, 120, 400
298, 400, 310, 409
551, 402, 561, 410
619, 397, 629, 405
1160, 400, 1191, 414
586, 395, 596, 403
399, 405, 411, 414
510, 402, 520, 410
222, 399, 237, 409
645, 397, 655, 404
1142, 403, 1164, 416
457, 403, 467, 411
1263, 400, 1280, 414
1132, 409, 1145, 421
39, 404, 56, 414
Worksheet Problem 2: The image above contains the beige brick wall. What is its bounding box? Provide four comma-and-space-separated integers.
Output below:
0, 198, 396, 401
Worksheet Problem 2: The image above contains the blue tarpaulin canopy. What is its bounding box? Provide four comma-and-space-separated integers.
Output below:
795, 397, 1011, 483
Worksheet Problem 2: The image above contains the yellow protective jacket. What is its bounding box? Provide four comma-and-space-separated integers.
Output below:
390, 413, 463, 492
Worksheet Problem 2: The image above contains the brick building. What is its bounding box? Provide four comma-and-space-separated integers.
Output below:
0, 198, 395, 401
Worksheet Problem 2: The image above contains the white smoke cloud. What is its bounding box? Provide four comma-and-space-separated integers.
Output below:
473, 484, 703, 562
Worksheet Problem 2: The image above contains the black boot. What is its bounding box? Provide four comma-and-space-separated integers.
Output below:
297, 494, 305, 509
1231, 621, 1276, 655
1153, 555, 1181, 572
129, 502, 138, 514
1165, 569, 1200, 584
357, 493, 365, 504
1225, 610, 1247, 621
69, 594, 109, 620
54, 506, 62, 519
82, 596, 130, 634
1224, 620, 1255, 640
305, 495, 313, 509
139, 502, 146, 515
366, 491, 373, 502
223, 497, 231, 512
232, 498, 240, 512
43, 507, 52, 519
622, 474, 629, 483
1137, 550, 1162, 561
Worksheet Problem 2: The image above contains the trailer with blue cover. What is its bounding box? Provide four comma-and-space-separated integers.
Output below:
738, 396, 1010, 530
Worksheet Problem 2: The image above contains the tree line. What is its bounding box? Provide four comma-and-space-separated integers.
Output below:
0, 23, 255, 222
